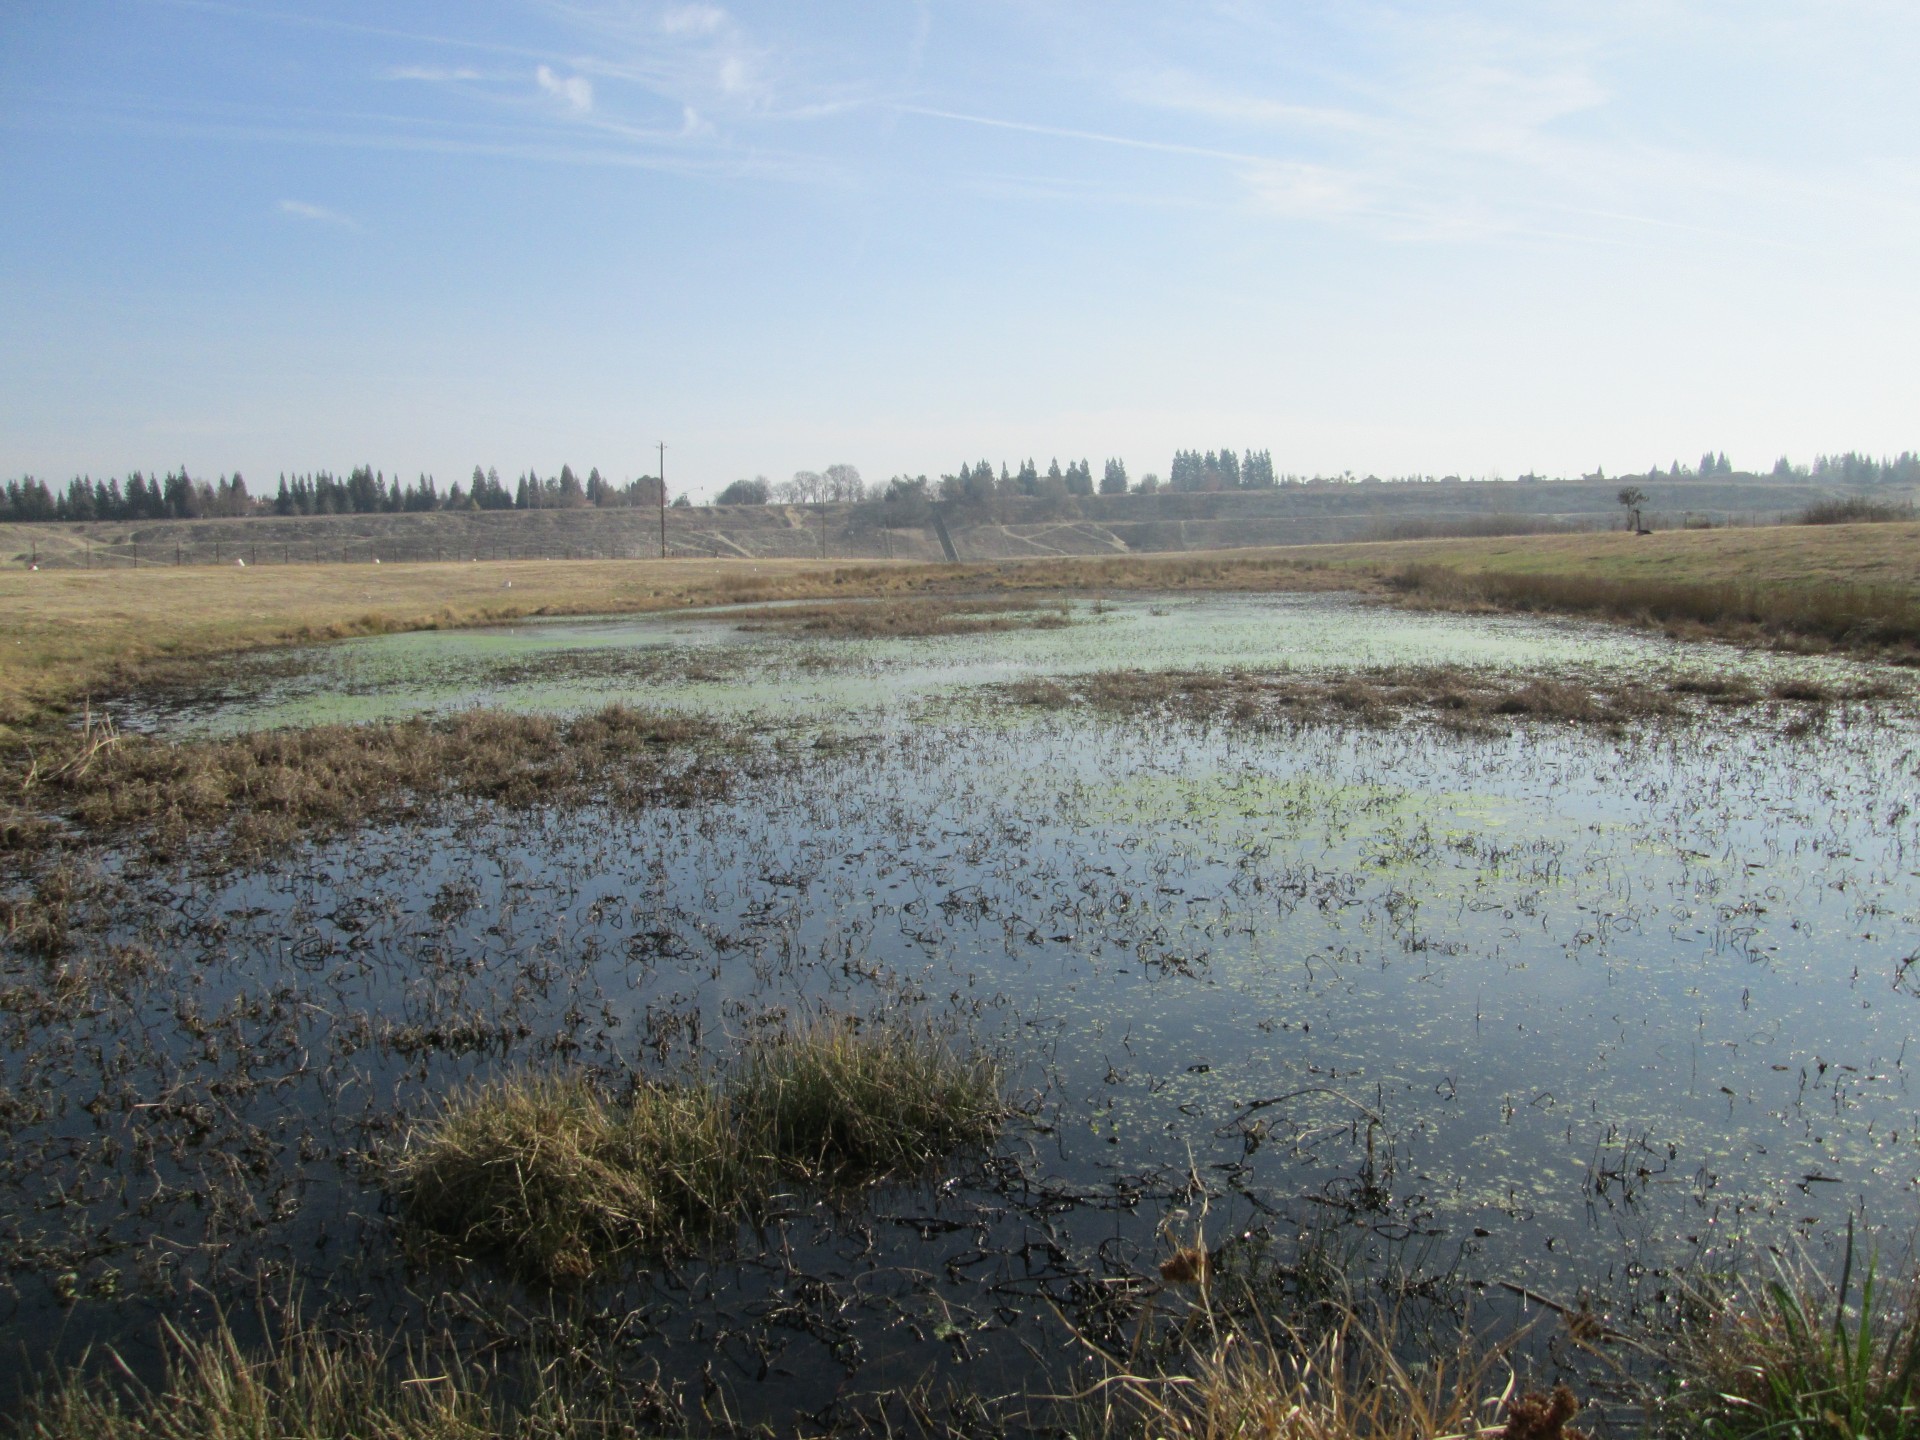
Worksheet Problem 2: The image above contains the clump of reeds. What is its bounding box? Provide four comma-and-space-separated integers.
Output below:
1667, 1230, 1920, 1440
391, 1020, 1003, 1281
734, 1016, 1002, 1180
7, 1311, 669, 1440
1490, 680, 1600, 723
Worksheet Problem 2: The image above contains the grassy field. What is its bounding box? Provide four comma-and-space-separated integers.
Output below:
5, 520, 1917, 735
1308, 519, 1920, 588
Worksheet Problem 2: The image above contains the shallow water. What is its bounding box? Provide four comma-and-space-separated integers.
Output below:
10, 594, 1920, 1429
125, 592, 1871, 735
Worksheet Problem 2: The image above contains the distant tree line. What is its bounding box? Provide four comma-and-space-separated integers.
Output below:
0, 463, 672, 523
1634, 451, 1920, 484
1787, 452, 1920, 485
7, 446, 1918, 525
1, 470, 259, 523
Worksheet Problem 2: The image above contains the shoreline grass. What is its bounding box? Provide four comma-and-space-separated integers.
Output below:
12, 1239, 1915, 1438
6, 1312, 681, 1440
1385, 564, 1920, 662
1075, 1315, 1521, 1440
1668, 1229, 1920, 1440
390, 1018, 1003, 1281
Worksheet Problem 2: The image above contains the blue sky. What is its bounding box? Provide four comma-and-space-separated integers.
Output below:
2, 1, 1916, 497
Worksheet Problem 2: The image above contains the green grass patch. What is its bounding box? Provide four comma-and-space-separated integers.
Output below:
1672, 1226, 1920, 1440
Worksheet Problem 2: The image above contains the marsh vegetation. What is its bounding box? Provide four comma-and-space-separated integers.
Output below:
3, 574, 1918, 1437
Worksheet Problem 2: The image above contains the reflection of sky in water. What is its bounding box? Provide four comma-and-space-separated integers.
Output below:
166, 708, 1920, 1297
129, 592, 1879, 735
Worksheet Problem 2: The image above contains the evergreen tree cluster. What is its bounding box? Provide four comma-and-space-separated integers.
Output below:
1, 463, 669, 522
1650, 450, 1920, 484
271, 467, 446, 515
1168, 448, 1277, 491
935, 456, 1101, 504
3, 469, 256, 523
1808, 451, 1920, 485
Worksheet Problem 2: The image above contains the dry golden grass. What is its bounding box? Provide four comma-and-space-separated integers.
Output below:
6, 1309, 679, 1440
1299, 521, 1920, 591
1074, 1307, 1530, 1440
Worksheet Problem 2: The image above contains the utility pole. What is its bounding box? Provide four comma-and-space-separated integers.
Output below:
658, 442, 667, 560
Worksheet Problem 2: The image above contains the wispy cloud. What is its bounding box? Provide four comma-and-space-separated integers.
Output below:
1241, 161, 1369, 221
385, 65, 487, 83
535, 64, 594, 113
892, 104, 1263, 166
660, 5, 728, 39
277, 198, 357, 228
1122, 68, 1379, 140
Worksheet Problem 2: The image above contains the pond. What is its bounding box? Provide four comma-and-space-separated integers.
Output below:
118, 592, 1867, 735
7, 590, 1919, 1431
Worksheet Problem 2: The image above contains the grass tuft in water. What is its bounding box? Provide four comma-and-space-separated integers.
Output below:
391, 1021, 1003, 1280
735, 1015, 1003, 1180
391, 1074, 750, 1281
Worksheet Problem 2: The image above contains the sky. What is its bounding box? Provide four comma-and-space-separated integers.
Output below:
2, 1, 1917, 499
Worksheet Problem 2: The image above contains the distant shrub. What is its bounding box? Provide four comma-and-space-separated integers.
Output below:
1796, 495, 1915, 525
1370, 515, 1588, 541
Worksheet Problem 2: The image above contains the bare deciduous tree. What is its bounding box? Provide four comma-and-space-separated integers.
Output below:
1617, 485, 1649, 532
